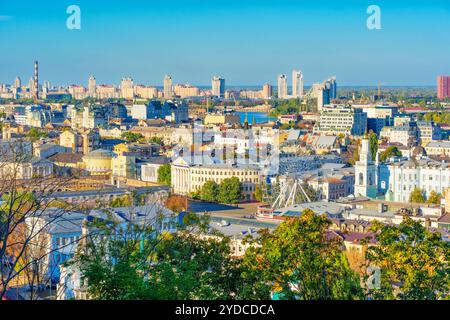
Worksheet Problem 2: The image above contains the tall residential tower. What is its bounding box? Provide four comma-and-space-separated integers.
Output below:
212, 76, 225, 98
277, 74, 288, 99
88, 75, 96, 97
438, 76, 450, 99
164, 75, 173, 98
292, 70, 304, 98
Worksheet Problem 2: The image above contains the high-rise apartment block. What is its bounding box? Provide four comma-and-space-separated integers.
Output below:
325, 77, 337, 100
262, 83, 273, 99
88, 75, 96, 97
278, 74, 288, 99
212, 76, 225, 98
437, 76, 450, 99
292, 70, 304, 98
120, 77, 134, 99
164, 75, 173, 98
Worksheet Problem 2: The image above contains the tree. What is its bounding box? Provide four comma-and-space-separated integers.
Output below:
149, 136, 164, 145
200, 180, 219, 202
73, 210, 244, 300
157, 164, 171, 186
409, 187, 425, 203
427, 190, 442, 205
0, 139, 81, 299
165, 195, 187, 213
148, 233, 244, 299
121, 131, 144, 143
365, 217, 450, 300
218, 177, 242, 204
241, 209, 364, 300
369, 131, 378, 161
348, 140, 360, 165
253, 184, 263, 202
268, 99, 302, 117
110, 195, 132, 208
379, 146, 402, 162
26, 128, 48, 142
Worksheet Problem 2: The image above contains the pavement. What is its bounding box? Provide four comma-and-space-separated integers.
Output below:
188, 200, 281, 228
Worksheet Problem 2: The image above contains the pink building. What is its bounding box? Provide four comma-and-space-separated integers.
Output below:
438, 76, 450, 99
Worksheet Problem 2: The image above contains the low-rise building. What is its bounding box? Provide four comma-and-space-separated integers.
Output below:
204, 113, 240, 125
82, 149, 117, 175
417, 121, 441, 146
140, 157, 171, 183
171, 156, 261, 201
380, 124, 418, 147
388, 158, 450, 203
424, 141, 450, 156
33, 143, 69, 159
313, 106, 367, 136
0, 157, 54, 180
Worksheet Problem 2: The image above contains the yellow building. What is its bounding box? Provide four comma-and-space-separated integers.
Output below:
82, 149, 117, 175
204, 114, 240, 125
60, 130, 100, 154
113, 142, 159, 157
60, 130, 79, 152
113, 143, 129, 156
174, 84, 200, 98
171, 157, 261, 201
135, 85, 158, 99
112, 155, 136, 179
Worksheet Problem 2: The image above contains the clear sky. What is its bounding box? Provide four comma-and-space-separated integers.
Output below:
0, 0, 449, 87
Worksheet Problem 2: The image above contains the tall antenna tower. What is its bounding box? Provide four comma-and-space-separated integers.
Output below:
33, 60, 39, 101
377, 81, 381, 100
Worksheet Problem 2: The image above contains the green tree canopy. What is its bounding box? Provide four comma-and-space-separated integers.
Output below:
366, 217, 450, 300
427, 190, 442, 205
409, 187, 425, 203
26, 128, 48, 142
157, 164, 171, 186
121, 131, 144, 143
73, 213, 244, 300
200, 180, 220, 202
218, 177, 242, 204
253, 183, 264, 202
268, 99, 302, 117
369, 131, 378, 161
379, 146, 402, 162
149, 136, 164, 145
241, 209, 364, 300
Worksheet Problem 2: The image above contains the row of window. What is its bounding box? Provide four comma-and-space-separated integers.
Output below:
394, 184, 445, 194
397, 173, 450, 182
192, 183, 256, 192
192, 176, 258, 184
192, 169, 258, 176
56, 235, 81, 247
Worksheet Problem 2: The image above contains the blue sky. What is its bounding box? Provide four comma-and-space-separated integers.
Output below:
0, 0, 449, 86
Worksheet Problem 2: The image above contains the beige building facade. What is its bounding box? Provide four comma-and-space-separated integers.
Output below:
171, 157, 261, 201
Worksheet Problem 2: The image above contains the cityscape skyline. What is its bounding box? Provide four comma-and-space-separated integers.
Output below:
1, 0, 449, 86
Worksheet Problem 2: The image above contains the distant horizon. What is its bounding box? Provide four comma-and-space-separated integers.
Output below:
1, 1, 449, 86
0, 76, 437, 89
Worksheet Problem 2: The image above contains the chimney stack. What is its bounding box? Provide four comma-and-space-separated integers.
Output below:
33, 60, 39, 101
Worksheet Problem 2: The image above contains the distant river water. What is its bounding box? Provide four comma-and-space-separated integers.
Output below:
238, 112, 276, 124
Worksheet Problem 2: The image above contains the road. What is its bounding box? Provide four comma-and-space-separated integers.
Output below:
188, 200, 280, 228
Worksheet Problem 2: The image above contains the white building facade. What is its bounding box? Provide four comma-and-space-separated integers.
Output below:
388, 159, 450, 202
